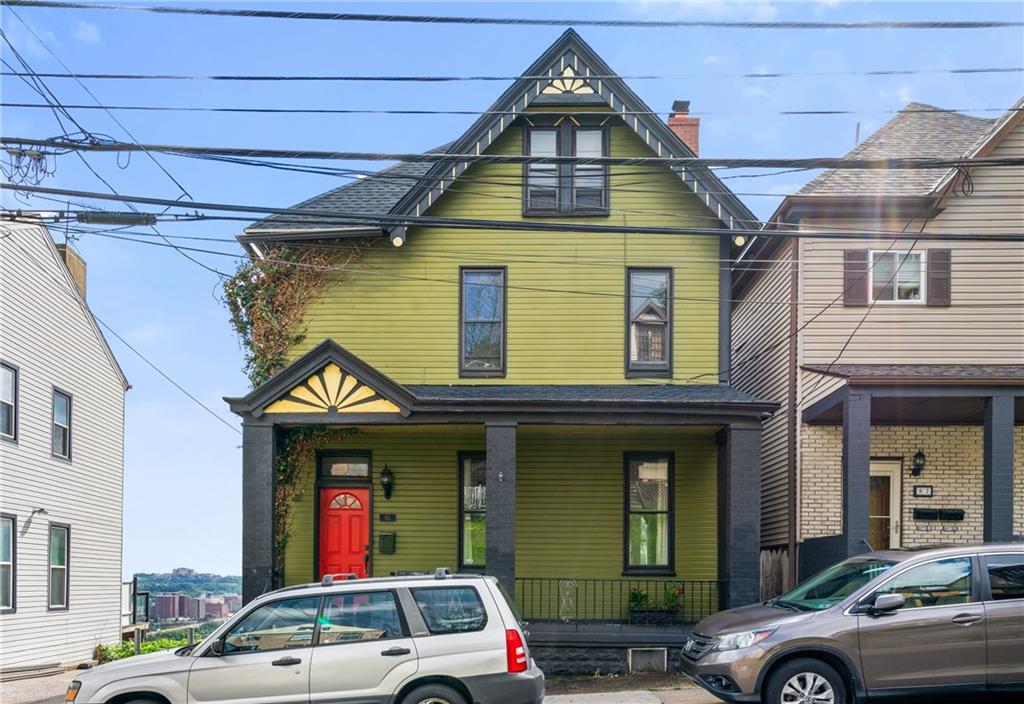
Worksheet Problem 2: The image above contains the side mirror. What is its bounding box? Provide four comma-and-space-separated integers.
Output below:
870, 593, 905, 615
208, 639, 224, 656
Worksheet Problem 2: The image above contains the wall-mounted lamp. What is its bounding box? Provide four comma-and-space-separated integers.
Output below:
380, 465, 395, 500
911, 449, 926, 477
30, 507, 48, 517
732, 235, 747, 248
390, 231, 406, 247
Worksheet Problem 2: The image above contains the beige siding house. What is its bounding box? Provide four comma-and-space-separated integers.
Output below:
732, 100, 1024, 595
0, 220, 129, 670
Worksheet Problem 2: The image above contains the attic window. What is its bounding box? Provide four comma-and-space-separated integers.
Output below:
525, 122, 608, 216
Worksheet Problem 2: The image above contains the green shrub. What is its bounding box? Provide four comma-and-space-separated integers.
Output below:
94, 637, 187, 663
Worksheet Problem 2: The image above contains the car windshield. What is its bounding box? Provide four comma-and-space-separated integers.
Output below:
773, 558, 897, 611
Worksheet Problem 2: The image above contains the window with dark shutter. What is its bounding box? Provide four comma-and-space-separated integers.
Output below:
926, 248, 952, 307
843, 250, 870, 306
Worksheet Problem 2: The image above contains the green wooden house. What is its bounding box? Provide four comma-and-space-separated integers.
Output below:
226, 30, 775, 660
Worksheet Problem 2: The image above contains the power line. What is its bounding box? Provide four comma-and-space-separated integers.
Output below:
0, 226, 241, 434
8, 183, 1024, 242
6, 1, 1022, 30
7, 136, 1024, 170
3, 101, 1019, 119
0, 9, 230, 278
4, 66, 1021, 83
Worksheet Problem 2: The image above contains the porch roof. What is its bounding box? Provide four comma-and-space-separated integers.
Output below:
225, 339, 777, 422
801, 364, 1024, 425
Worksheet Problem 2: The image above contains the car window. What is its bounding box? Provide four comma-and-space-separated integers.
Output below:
223, 596, 320, 653
410, 586, 487, 634
774, 558, 896, 611
875, 557, 973, 609
985, 554, 1024, 601
318, 591, 405, 644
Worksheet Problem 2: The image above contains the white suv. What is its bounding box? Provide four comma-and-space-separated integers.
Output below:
67, 570, 544, 704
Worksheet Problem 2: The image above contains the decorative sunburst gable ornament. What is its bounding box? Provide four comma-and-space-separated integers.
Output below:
264, 362, 401, 414
542, 66, 595, 95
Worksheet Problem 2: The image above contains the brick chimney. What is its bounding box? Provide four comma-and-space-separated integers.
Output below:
667, 100, 700, 155
56, 243, 87, 299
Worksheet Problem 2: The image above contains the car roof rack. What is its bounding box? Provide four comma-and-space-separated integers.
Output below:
434, 567, 453, 580
321, 572, 359, 586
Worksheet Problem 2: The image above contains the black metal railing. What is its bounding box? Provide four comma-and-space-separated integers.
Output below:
515, 577, 723, 625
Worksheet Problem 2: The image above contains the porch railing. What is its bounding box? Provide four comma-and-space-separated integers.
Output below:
514, 577, 723, 625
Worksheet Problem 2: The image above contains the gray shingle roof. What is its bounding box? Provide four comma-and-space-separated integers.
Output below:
246, 147, 447, 233
407, 384, 770, 406
798, 103, 995, 196
803, 364, 1024, 381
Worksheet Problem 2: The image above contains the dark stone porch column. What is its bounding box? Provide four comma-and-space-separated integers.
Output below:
717, 423, 762, 608
485, 422, 517, 594
242, 423, 276, 604
842, 391, 871, 556
983, 394, 1015, 542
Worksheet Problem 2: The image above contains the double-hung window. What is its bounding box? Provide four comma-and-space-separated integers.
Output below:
52, 389, 71, 459
460, 268, 506, 376
1, 515, 14, 611
524, 123, 608, 215
870, 251, 924, 303
48, 524, 69, 610
627, 268, 672, 376
624, 453, 674, 574
0, 363, 16, 441
458, 453, 486, 569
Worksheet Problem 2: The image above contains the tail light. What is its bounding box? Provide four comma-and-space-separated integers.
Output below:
505, 628, 528, 673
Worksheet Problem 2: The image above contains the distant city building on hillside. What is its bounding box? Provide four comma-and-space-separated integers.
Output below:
223, 594, 242, 613
171, 567, 197, 577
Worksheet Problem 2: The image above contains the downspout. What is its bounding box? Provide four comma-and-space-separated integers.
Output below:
719, 234, 732, 385
787, 238, 800, 588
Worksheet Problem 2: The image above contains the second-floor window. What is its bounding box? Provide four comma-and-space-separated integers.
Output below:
460, 268, 505, 376
0, 363, 15, 441
871, 251, 924, 303
627, 268, 672, 376
52, 390, 71, 459
525, 123, 608, 215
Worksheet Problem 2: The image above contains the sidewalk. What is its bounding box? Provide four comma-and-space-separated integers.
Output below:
2, 669, 79, 704
547, 690, 717, 704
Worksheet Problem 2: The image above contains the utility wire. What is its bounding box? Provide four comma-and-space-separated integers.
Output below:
5, 1, 1022, 30
8, 183, 1024, 243
4, 67, 1021, 83
7, 136, 1024, 170
0, 226, 241, 434
3, 101, 1020, 119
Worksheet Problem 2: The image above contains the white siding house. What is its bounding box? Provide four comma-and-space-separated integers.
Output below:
0, 220, 128, 670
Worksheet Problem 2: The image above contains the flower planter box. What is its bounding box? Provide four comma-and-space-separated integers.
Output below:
628, 607, 679, 627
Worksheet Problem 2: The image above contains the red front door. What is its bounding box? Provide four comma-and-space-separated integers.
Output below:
318, 487, 370, 579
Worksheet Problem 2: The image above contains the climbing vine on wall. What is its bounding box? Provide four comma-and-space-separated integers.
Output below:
223, 243, 365, 387
274, 426, 359, 580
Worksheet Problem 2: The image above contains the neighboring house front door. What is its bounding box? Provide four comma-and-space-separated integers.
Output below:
869, 461, 902, 550
319, 488, 370, 578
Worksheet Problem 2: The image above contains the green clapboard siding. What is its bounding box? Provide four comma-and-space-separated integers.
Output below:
290, 121, 721, 384
283, 425, 719, 600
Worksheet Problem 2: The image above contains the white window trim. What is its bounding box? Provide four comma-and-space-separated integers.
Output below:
1, 515, 14, 611
868, 250, 926, 305
0, 363, 16, 441
48, 524, 69, 610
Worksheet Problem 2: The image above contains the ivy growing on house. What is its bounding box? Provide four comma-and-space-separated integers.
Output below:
223, 243, 366, 387
274, 426, 359, 580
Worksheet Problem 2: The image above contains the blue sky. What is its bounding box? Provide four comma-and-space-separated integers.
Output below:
2, 1, 1022, 576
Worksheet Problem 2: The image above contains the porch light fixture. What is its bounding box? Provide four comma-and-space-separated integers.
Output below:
732, 235, 747, 248
390, 231, 406, 247
911, 449, 926, 477
380, 465, 395, 500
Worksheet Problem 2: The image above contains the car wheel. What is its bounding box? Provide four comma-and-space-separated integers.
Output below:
765, 657, 848, 704
400, 684, 468, 704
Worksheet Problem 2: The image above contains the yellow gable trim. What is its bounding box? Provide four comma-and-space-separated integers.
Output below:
263, 362, 402, 414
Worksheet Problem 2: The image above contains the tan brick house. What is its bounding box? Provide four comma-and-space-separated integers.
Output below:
731, 99, 1024, 595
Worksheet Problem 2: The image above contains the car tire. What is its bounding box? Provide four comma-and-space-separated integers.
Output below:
400, 683, 468, 704
764, 657, 848, 704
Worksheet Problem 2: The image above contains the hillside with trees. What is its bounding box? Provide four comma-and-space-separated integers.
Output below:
135, 568, 241, 596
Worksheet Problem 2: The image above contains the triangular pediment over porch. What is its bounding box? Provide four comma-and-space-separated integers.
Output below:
225, 339, 414, 418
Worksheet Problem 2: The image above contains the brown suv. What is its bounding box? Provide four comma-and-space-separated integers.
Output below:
680, 544, 1024, 703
